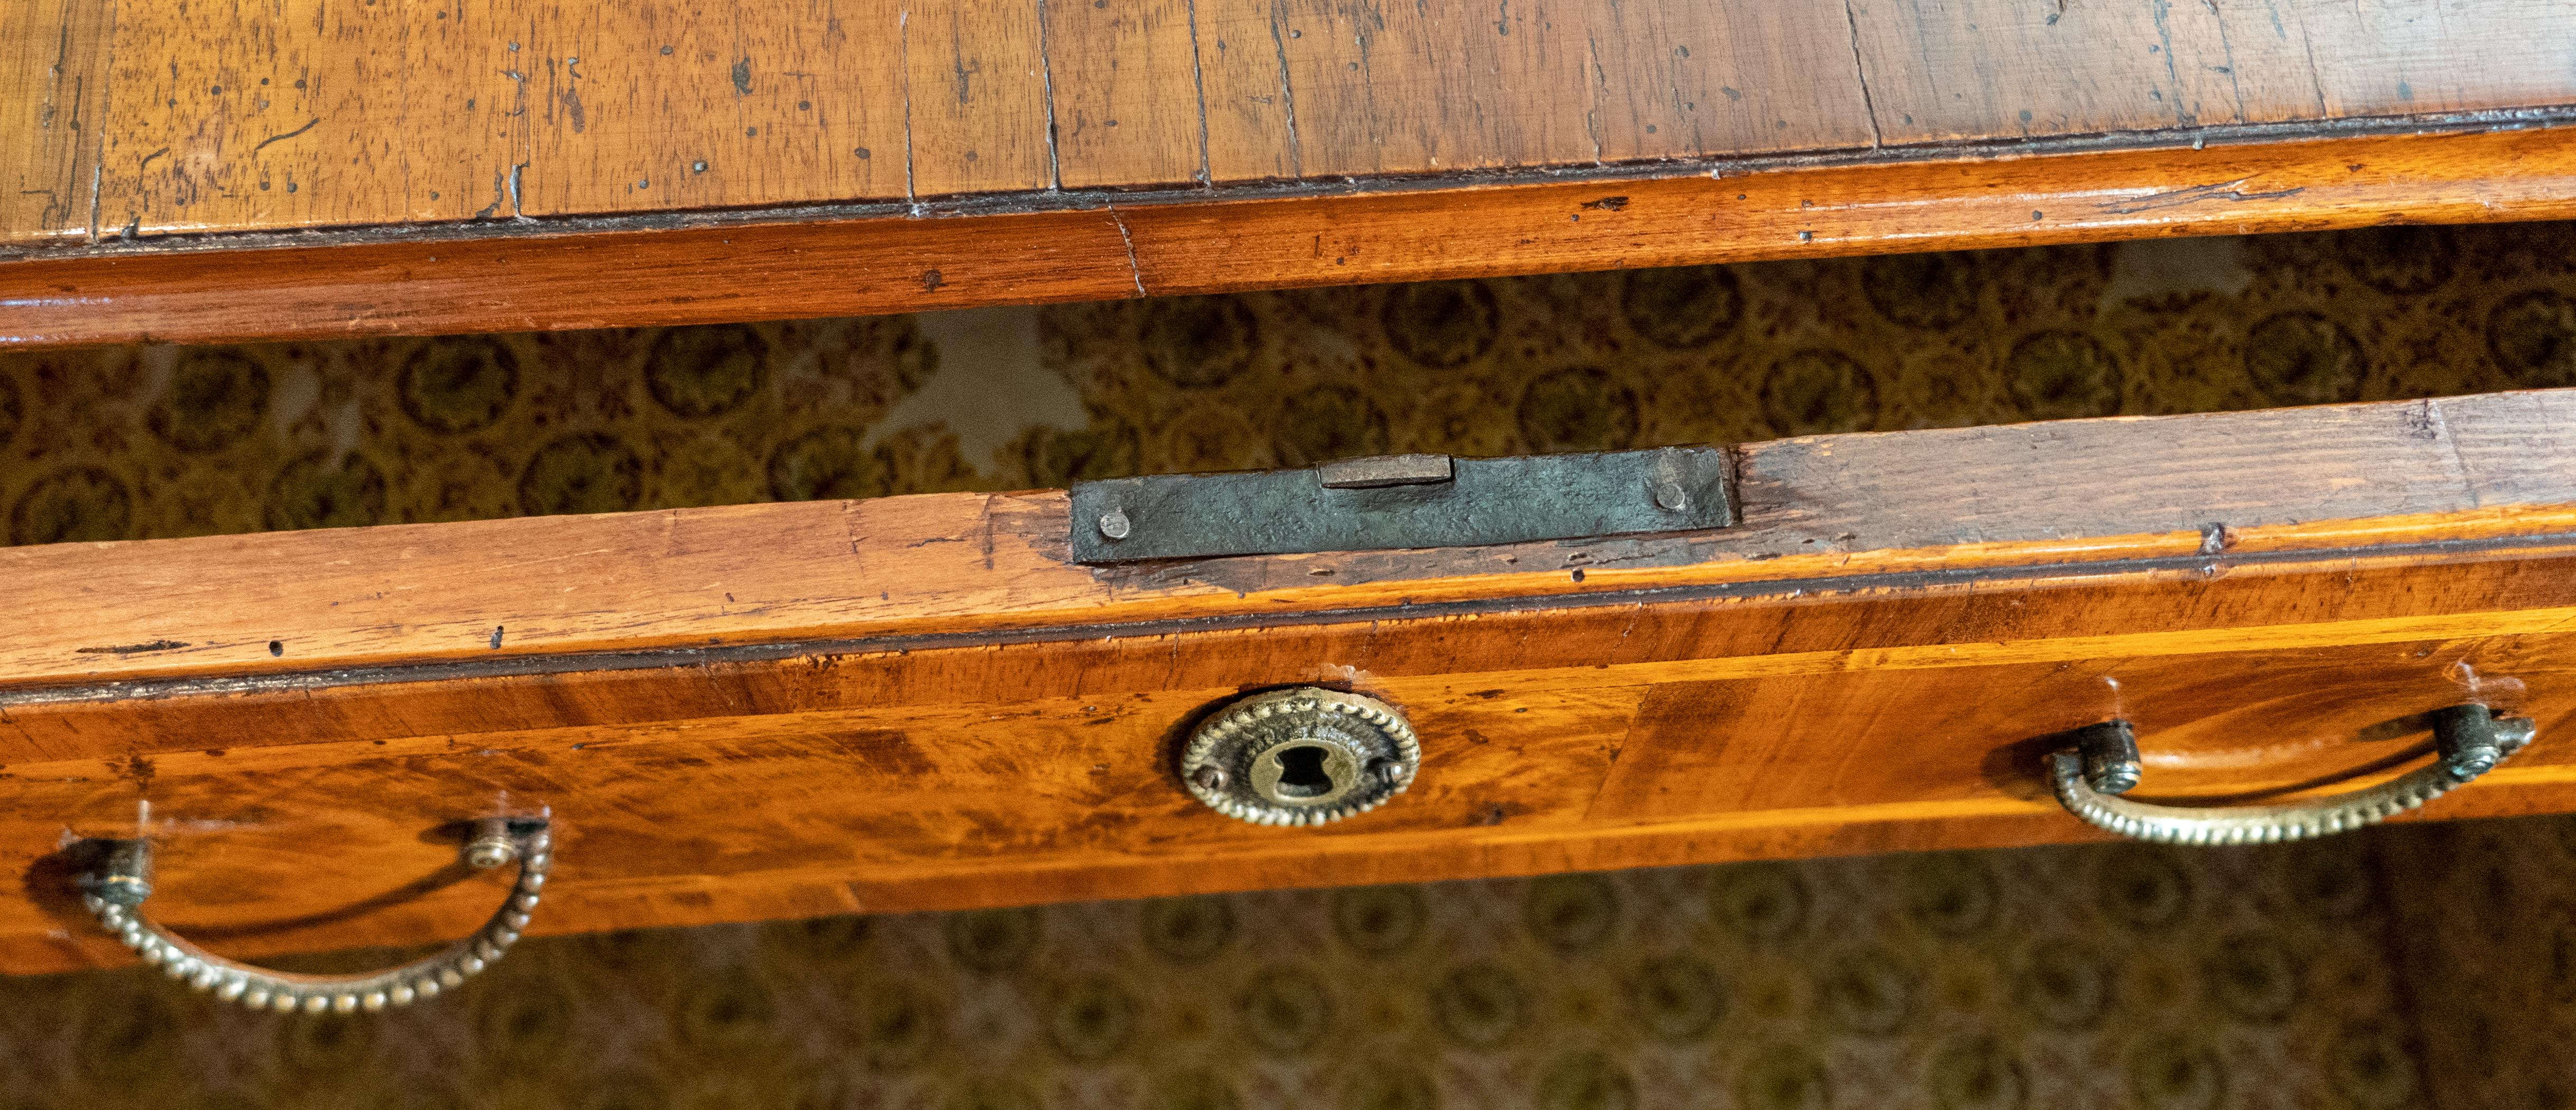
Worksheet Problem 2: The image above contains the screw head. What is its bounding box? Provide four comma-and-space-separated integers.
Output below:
1651, 480, 1688, 512
1189, 764, 1228, 792
1096, 510, 1132, 541
464, 839, 518, 869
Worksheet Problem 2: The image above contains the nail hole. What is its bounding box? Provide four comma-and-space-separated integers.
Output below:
267, 640, 283, 656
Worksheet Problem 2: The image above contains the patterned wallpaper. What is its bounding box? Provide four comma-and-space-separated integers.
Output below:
0, 840, 2443, 1110
4, 222, 2576, 1108
6, 225, 2576, 540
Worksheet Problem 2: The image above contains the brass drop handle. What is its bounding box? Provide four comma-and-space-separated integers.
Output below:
2047, 704, 2529, 845
79, 817, 551, 1012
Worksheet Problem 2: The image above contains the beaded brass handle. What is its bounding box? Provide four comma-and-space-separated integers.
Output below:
79, 817, 550, 1012
2048, 705, 2529, 845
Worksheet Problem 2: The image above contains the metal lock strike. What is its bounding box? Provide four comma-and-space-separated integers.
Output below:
1069, 446, 1734, 563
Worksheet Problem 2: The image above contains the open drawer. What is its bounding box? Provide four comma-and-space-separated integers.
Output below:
9, 389, 2576, 984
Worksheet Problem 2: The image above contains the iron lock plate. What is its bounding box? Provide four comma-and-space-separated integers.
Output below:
1068, 446, 1734, 563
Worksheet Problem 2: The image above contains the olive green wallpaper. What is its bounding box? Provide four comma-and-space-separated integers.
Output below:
6, 225, 2576, 542
4, 222, 2576, 1109
0, 840, 2436, 1110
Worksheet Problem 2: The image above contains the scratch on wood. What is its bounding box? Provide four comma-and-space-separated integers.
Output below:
1109, 207, 1147, 295
1267, 0, 1303, 177
1583, 35, 1604, 164
251, 117, 321, 155
2147, 0, 2190, 126
2095, 176, 2304, 214
2418, 397, 2481, 508
899, 9, 919, 205
1036, 0, 1062, 190
1184, 0, 1213, 184
980, 494, 999, 570
73, 640, 190, 655
1838, 0, 1883, 147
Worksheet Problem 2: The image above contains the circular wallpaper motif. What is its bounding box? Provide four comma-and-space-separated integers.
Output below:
2096, 848, 2192, 932
1712, 862, 1810, 944
2243, 312, 2364, 406
2329, 1023, 2421, 1110
1929, 1038, 2025, 1110
1049, 977, 1140, 1062
1903, 854, 2000, 938
674, 970, 778, 1051
1331, 887, 1426, 957
1620, 266, 1743, 349
1430, 961, 1524, 1047
472, 979, 577, 1077
862, 980, 944, 1069
149, 349, 271, 453
2332, 225, 2458, 297
519, 433, 645, 516
1143, 297, 1262, 387
1154, 1069, 1242, 1110
1142, 897, 1238, 965
1737, 1047, 1832, 1110
2202, 931, 2300, 1023
1536, 1052, 1635, 1110
2282, 845, 2376, 921
10, 466, 131, 544
2128, 1035, 2225, 1110
2004, 331, 2122, 420
2488, 290, 2576, 387
1864, 253, 1981, 330
266, 450, 387, 531
1382, 281, 1501, 369
2012, 943, 2111, 1030
1338, 1060, 1438, 1110
1237, 967, 1332, 1054
1627, 955, 1726, 1041
1517, 367, 1640, 454
646, 325, 768, 418
1525, 874, 1621, 952
765, 425, 883, 502
947, 909, 1040, 975
401, 338, 522, 433
1816, 947, 1915, 1036
1762, 350, 1877, 434
1273, 386, 1389, 467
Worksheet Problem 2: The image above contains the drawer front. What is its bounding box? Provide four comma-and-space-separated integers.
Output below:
12, 391, 2576, 974
11, 556, 2576, 973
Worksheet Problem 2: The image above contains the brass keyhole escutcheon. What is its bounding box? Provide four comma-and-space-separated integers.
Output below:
1180, 688, 1420, 826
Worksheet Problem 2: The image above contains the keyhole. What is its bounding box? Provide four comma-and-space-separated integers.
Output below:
1271, 745, 1337, 798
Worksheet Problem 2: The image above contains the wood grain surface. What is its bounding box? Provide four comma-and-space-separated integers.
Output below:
11, 392, 2576, 973
4, 0, 2575, 342
11, 123, 2576, 348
